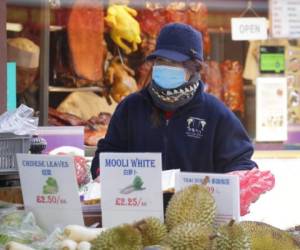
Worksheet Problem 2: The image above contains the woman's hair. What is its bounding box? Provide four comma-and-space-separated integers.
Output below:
183, 59, 202, 74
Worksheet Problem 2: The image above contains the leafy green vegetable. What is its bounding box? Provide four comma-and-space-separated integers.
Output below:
132, 176, 144, 190
0, 211, 23, 227
43, 185, 58, 195
0, 233, 11, 245
46, 177, 58, 187
43, 177, 59, 194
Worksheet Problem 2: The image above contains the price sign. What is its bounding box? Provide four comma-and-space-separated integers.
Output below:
175, 172, 240, 224
100, 153, 164, 228
16, 154, 84, 231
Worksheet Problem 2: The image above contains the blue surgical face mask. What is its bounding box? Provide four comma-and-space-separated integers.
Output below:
152, 65, 186, 89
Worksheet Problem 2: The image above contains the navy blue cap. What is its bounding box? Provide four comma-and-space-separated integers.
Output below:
146, 23, 203, 62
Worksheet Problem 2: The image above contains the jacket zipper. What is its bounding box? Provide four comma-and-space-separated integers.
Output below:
163, 118, 169, 170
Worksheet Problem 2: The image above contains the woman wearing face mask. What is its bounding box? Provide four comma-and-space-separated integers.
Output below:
91, 22, 257, 180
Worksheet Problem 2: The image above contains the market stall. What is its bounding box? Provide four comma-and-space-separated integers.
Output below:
2, 0, 300, 249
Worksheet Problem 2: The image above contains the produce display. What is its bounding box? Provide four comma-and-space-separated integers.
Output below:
229, 168, 275, 216
165, 178, 216, 231
73, 156, 90, 187
212, 220, 250, 250
0, 180, 299, 249
0, 211, 46, 248
240, 221, 300, 250
162, 223, 214, 250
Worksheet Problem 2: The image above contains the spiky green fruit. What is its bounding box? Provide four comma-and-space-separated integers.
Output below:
240, 221, 300, 250
165, 183, 216, 230
91, 224, 143, 250
143, 245, 172, 250
161, 222, 215, 250
134, 217, 167, 247
212, 220, 251, 250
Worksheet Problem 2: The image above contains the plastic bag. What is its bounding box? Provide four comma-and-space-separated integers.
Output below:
0, 104, 38, 135
0, 202, 18, 217
228, 168, 275, 216
0, 211, 46, 247
31, 228, 63, 250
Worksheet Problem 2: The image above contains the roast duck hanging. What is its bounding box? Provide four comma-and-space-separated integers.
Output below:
104, 56, 138, 103
221, 60, 245, 116
136, 1, 211, 88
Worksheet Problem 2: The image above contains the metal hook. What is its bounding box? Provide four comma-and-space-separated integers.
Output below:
239, 0, 259, 17
117, 46, 125, 65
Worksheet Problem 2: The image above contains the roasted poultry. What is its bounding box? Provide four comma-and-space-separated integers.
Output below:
137, 5, 166, 57
137, 5, 166, 37
105, 57, 138, 103
202, 60, 223, 101
67, 0, 104, 82
105, 5, 141, 54
165, 2, 188, 24
187, 2, 208, 32
221, 60, 245, 115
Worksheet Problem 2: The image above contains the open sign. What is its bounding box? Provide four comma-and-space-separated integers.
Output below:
231, 17, 268, 41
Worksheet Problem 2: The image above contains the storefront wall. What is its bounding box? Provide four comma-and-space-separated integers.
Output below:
1, 1, 300, 144
0, 0, 7, 114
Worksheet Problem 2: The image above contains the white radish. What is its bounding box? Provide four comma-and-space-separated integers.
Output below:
5, 241, 35, 250
59, 239, 78, 250
77, 241, 91, 250
63, 225, 105, 242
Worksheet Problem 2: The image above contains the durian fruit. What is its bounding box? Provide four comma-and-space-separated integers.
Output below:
133, 217, 167, 247
240, 221, 300, 250
161, 222, 215, 250
91, 224, 143, 250
165, 178, 216, 231
212, 219, 251, 250
143, 245, 172, 250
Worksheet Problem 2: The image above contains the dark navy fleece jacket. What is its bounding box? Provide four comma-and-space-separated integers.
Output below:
91, 82, 256, 179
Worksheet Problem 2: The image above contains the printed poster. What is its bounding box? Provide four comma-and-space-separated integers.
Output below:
256, 77, 288, 142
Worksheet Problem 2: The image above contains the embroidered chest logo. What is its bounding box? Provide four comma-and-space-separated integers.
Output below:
186, 117, 207, 139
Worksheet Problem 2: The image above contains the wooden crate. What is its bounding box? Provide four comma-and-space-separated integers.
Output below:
0, 186, 23, 204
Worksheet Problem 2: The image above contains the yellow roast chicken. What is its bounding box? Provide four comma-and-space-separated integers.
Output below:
105, 5, 141, 54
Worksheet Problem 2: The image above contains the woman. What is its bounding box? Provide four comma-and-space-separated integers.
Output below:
91, 22, 257, 179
